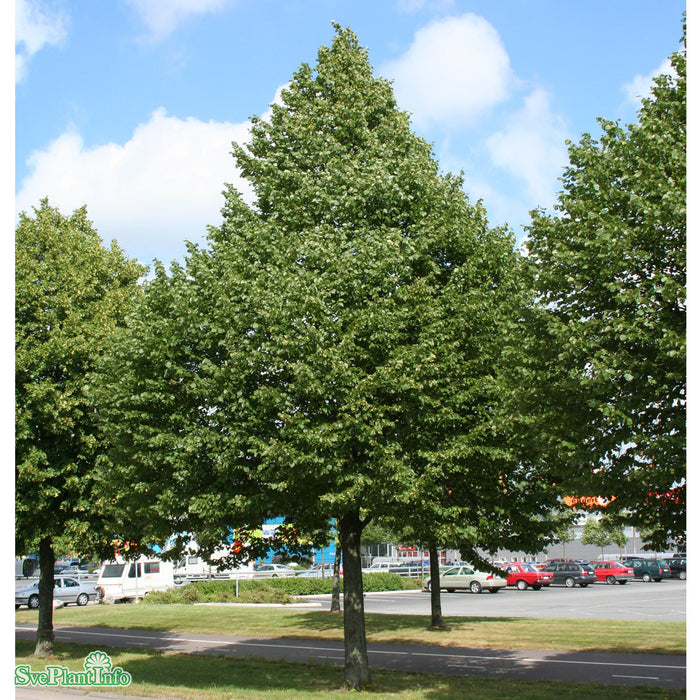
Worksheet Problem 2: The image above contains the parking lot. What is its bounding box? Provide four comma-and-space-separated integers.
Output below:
16, 575, 685, 622
323, 579, 687, 622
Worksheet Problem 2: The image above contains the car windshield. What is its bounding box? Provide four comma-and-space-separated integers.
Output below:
101, 564, 126, 578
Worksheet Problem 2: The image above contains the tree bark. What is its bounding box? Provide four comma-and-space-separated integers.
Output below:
34, 537, 55, 657
339, 510, 371, 689
428, 543, 443, 629
330, 541, 342, 613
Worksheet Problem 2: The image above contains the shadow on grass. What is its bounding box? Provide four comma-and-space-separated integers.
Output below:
290, 610, 523, 632
15, 640, 684, 700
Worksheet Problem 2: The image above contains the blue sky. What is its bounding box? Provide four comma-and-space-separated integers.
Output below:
14, 0, 686, 266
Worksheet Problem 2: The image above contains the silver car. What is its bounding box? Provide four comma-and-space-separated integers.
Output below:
15, 575, 98, 609
252, 563, 296, 578
296, 563, 336, 578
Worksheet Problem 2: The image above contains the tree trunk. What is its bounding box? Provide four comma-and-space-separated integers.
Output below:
330, 541, 342, 613
339, 510, 371, 689
428, 543, 443, 629
34, 537, 55, 657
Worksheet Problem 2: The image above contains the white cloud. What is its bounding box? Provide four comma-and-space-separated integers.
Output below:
15, 0, 68, 82
126, 0, 234, 41
16, 108, 255, 263
485, 88, 569, 209
622, 58, 674, 106
380, 14, 515, 128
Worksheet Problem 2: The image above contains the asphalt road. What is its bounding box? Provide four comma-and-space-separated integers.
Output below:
15, 622, 686, 690
337, 578, 687, 621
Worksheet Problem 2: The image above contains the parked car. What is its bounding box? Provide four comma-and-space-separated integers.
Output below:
296, 563, 337, 578
422, 565, 507, 594
589, 560, 634, 585
662, 558, 686, 580
252, 563, 296, 578
539, 561, 597, 587
16, 575, 98, 609
362, 562, 400, 574
621, 558, 671, 582
494, 562, 553, 590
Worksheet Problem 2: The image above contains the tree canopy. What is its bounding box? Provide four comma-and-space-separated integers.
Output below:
15, 199, 144, 654
522, 28, 686, 549
93, 25, 560, 687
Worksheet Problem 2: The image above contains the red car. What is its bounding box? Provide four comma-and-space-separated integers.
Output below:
494, 562, 554, 590
589, 560, 634, 585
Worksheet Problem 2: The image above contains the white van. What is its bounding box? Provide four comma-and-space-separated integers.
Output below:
96, 556, 174, 602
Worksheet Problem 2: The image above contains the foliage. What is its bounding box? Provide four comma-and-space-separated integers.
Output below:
143, 582, 294, 605
361, 522, 397, 547
15, 199, 145, 556
379, 219, 564, 564
580, 518, 613, 556
521, 26, 686, 549
15, 199, 144, 655
94, 25, 550, 688
142, 573, 417, 604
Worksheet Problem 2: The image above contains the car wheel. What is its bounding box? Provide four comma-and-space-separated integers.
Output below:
532, 585, 541, 591
564, 577, 575, 588
606, 576, 616, 585
516, 580, 528, 591
77, 593, 89, 606
272, 574, 278, 578
28, 594, 40, 609
680, 571, 686, 580
424, 581, 431, 592
642, 573, 652, 582
469, 581, 482, 594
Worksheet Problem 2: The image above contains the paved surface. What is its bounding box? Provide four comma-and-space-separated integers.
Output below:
337, 579, 687, 621
15, 622, 686, 690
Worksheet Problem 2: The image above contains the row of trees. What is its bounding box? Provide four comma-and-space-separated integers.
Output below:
16, 23, 685, 689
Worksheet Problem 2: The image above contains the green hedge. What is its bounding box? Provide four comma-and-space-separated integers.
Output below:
143, 572, 420, 605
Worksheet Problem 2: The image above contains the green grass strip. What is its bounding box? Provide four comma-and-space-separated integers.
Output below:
16, 604, 686, 655
15, 640, 684, 699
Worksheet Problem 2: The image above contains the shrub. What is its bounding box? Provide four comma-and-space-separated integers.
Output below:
142, 572, 418, 604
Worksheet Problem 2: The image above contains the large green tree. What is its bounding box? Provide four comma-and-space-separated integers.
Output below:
15, 200, 144, 656
94, 26, 550, 688
522, 27, 686, 549
378, 244, 565, 628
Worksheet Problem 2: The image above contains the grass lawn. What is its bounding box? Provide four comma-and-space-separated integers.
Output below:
15, 603, 686, 655
14, 639, 685, 700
